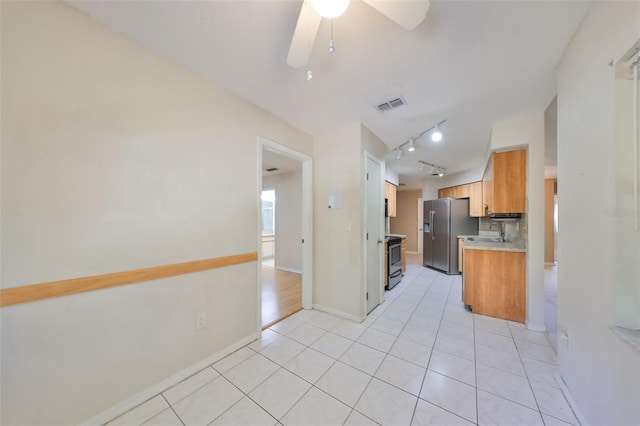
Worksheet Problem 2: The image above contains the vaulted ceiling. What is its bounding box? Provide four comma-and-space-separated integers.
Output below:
68, 0, 590, 189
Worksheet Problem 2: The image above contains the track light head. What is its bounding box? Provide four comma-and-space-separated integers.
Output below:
395, 149, 402, 160
431, 124, 443, 142
418, 161, 424, 171
407, 138, 415, 152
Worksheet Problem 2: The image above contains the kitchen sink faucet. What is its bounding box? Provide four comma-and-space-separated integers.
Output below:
489, 222, 506, 242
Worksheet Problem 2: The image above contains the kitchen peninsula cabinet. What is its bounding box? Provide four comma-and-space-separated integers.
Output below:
385, 181, 397, 217
482, 149, 526, 215
464, 249, 526, 322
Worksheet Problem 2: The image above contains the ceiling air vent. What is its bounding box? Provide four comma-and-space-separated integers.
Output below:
265, 167, 278, 172
376, 96, 406, 112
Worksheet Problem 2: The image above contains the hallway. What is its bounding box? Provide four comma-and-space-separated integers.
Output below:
106, 262, 576, 426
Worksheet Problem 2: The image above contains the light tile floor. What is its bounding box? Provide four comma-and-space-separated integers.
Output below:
107, 264, 579, 426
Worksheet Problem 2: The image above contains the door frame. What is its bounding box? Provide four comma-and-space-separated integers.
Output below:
362, 151, 385, 316
257, 137, 313, 331
417, 197, 424, 254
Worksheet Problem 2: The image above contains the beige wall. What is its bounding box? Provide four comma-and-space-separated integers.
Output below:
313, 124, 386, 320
263, 171, 303, 272
313, 123, 363, 318
544, 179, 556, 263
0, 2, 312, 424
390, 190, 421, 251
557, 1, 640, 424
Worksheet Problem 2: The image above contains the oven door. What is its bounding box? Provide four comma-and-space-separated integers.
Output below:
389, 241, 401, 268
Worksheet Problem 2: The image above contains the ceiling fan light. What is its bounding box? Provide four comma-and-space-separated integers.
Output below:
311, 0, 350, 19
407, 138, 415, 152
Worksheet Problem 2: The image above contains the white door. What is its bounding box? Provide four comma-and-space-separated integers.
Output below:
417, 198, 424, 254
365, 153, 383, 313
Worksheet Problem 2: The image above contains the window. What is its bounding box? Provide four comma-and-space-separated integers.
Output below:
261, 189, 275, 235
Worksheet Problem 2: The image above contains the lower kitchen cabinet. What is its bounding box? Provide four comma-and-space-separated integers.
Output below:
464, 249, 526, 322
458, 237, 464, 273
401, 238, 407, 273
384, 242, 389, 287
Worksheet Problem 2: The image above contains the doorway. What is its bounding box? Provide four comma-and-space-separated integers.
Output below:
261, 189, 276, 267
258, 138, 312, 330
364, 152, 384, 314
417, 198, 424, 254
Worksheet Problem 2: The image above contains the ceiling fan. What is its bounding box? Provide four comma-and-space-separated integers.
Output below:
287, 0, 431, 68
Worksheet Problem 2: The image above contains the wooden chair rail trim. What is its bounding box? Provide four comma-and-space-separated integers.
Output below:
0, 252, 258, 308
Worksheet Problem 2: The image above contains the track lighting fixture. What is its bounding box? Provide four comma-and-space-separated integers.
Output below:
431, 124, 443, 142
417, 160, 446, 177
391, 119, 447, 160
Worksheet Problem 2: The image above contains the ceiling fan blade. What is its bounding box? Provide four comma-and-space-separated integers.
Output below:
287, 0, 322, 68
362, 0, 430, 31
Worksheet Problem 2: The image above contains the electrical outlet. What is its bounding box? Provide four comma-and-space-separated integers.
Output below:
195, 312, 207, 330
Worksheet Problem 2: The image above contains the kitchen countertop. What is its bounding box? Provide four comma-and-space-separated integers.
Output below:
385, 234, 406, 240
463, 238, 527, 252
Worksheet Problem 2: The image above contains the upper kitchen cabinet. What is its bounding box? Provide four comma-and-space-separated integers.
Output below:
455, 184, 470, 199
438, 184, 468, 199
469, 182, 483, 217
482, 149, 526, 215
437, 182, 483, 217
438, 187, 453, 198
385, 181, 397, 217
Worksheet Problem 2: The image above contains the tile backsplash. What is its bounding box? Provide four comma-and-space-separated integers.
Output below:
479, 215, 527, 241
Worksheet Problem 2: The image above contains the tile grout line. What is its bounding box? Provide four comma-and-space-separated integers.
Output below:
412, 273, 487, 425
161, 394, 185, 426
510, 325, 580, 426
409, 271, 453, 425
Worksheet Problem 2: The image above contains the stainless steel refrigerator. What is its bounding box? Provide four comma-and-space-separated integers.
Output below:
423, 198, 478, 274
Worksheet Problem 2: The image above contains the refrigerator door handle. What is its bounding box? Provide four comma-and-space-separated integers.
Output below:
431, 210, 435, 241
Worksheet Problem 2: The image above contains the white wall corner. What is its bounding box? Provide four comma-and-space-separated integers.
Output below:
555, 373, 590, 426
312, 303, 366, 323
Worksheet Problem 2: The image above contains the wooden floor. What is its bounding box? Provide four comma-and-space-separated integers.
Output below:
260, 253, 422, 329
261, 264, 302, 329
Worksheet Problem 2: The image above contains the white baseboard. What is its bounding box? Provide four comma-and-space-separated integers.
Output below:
555, 373, 589, 426
81, 332, 260, 426
276, 266, 302, 274
526, 321, 546, 332
312, 303, 365, 323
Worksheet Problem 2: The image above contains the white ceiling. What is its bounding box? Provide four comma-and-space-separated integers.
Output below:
263, 148, 302, 176
68, 0, 590, 189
